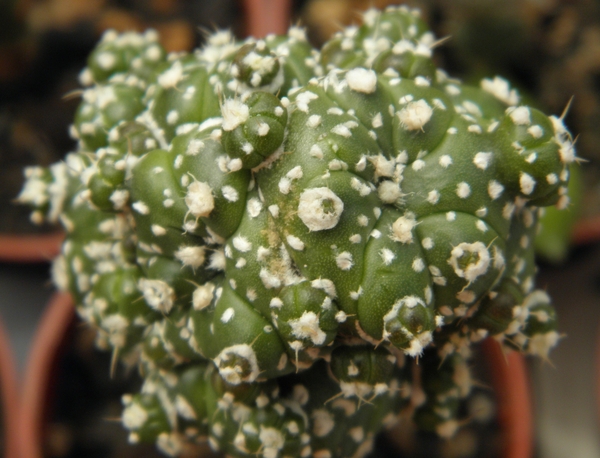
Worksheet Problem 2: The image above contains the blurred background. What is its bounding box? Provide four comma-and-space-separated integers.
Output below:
0, 0, 599, 457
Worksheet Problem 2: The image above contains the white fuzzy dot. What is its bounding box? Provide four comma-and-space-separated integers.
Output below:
331, 124, 352, 138
528, 125, 543, 139
287, 235, 305, 251
298, 188, 344, 231
150, 224, 167, 237
345, 68, 377, 94
307, 115, 322, 128
335, 252, 354, 270
488, 180, 504, 200
439, 155, 452, 168
349, 234, 361, 244
391, 213, 417, 244
221, 307, 235, 323
520, 173, 536, 195
412, 257, 425, 272
546, 173, 558, 185
222, 185, 239, 202
185, 181, 214, 217
357, 215, 369, 226
509, 106, 531, 125
412, 159, 425, 171
445, 84, 461, 96
278, 177, 291, 194
268, 204, 280, 218
398, 99, 433, 130
372, 113, 383, 128
222, 99, 249, 131
456, 182, 471, 198
232, 236, 252, 252
166, 110, 179, 125
481, 76, 519, 105
378, 181, 401, 203
257, 122, 270, 136
473, 152, 492, 170
309, 145, 324, 159
422, 237, 434, 249
193, 283, 215, 310
132, 201, 150, 215
427, 190, 440, 204
475, 207, 488, 217
244, 198, 262, 218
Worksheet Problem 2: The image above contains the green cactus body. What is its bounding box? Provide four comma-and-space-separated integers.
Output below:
413, 350, 470, 437
18, 6, 576, 457
82, 29, 167, 85
87, 121, 158, 212
74, 83, 146, 151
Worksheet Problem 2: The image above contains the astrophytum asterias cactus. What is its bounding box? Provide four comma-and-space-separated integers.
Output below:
18, 6, 575, 457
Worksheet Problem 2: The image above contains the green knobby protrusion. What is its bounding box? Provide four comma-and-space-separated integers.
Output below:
73, 83, 146, 151
121, 392, 172, 445
263, 28, 317, 95
413, 350, 470, 438
221, 91, 288, 169
288, 358, 410, 457
16, 166, 56, 225
371, 48, 437, 82
87, 264, 150, 352
469, 279, 523, 337
86, 121, 159, 211
129, 148, 209, 260
147, 61, 224, 144
232, 41, 281, 89
191, 280, 293, 384
504, 289, 561, 359
330, 346, 396, 390
320, 6, 434, 74
169, 121, 250, 239
358, 209, 434, 352
82, 29, 166, 85
141, 321, 180, 371
523, 302, 560, 358
275, 280, 340, 367
138, 255, 205, 314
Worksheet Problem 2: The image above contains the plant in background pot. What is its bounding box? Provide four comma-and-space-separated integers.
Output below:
17, 6, 575, 457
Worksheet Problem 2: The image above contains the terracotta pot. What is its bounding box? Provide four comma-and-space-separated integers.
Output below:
242, 0, 291, 37
597, 327, 600, 433
0, 314, 20, 458
572, 215, 600, 246
18, 292, 76, 458
482, 338, 533, 458
0, 232, 64, 263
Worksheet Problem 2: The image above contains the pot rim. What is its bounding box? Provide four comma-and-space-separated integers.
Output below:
17, 291, 75, 458
482, 338, 533, 458
0, 232, 64, 263
0, 314, 20, 458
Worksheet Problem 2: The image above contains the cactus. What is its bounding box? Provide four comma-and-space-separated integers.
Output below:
18, 6, 575, 457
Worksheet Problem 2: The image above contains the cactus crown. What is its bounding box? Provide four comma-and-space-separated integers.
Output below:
18, 6, 574, 458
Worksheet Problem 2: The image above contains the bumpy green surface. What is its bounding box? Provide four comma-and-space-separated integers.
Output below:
18, 6, 575, 458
